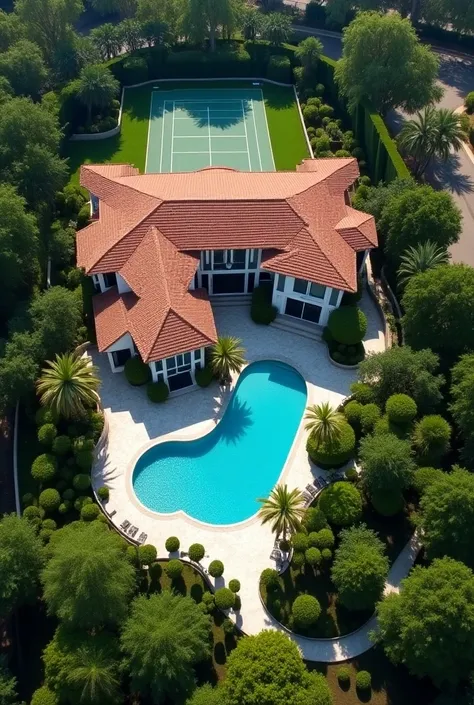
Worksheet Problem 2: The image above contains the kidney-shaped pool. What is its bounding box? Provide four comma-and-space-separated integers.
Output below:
132, 360, 307, 525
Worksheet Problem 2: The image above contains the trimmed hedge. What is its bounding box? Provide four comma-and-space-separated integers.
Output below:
209, 560, 224, 578
306, 421, 356, 468
39, 488, 61, 513
292, 594, 321, 627
195, 366, 214, 387
386, 394, 417, 425
165, 559, 183, 579
268, 54, 292, 83
165, 536, 180, 552
251, 284, 277, 325
188, 543, 205, 562
38, 423, 57, 446
328, 306, 367, 346
124, 356, 151, 386
319, 481, 363, 526
80, 503, 100, 521
31, 454, 57, 484
147, 381, 169, 403
215, 587, 235, 610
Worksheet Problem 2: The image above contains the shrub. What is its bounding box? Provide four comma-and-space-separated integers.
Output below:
465, 91, 474, 113
24, 505, 41, 520
215, 587, 235, 611
306, 421, 356, 468
291, 551, 305, 569
321, 548, 332, 562
62, 488, 75, 501
345, 467, 358, 482
124, 356, 151, 386
97, 486, 109, 501
291, 532, 309, 552
122, 55, 148, 84
165, 559, 183, 579
229, 579, 240, 593
195, 366, 214, 387
148, 562, 162, 580
251, 285, 277, 324
303, 507, 328, 532
222, 617, 235, 635
350, 382, 375, 404
412, 466, 444, 496
374, 415, 391, 435
76, 203, 91, 229
292, 594, 321, 628
72, 473, 91, 491
88, 411, 104, 441
22, 492, 35, 507
31, 685, 59, 705
126, 545, 139, 566
42, 518, 57, 531
328, 306, 367, 345
303, 104, 319, 126
308, 532, 319, 547
31, 454, 57, 484
35, 407, 58, 426
386, 394, 417, 425
38, 423, 57, 447
209, 560, 224, 578
202, 591, 216, 614
165, 536, 180, 552
371, 490, 404, 516
413, 415, 451, 462
337, 666, 351, 684
39, 488, 61, 513
80, 503, 100, 521
319, 482, 363, 526
74, 495, 92, 511
75, 449, 93, 471
315, 528, 335, 549
189, 543, 205, 562
344, 400, 363, 429
52, 435, 71, 456
356, 671, 371, 690
305, 547, 321, 566
360, 403, 381, 434
58, 501, 71, 515
138, 544, 157, 565
147, 381, 169, 403
260, 568, 280, 590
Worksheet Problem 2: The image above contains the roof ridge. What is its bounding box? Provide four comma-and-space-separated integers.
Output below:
149, 227, 172, 307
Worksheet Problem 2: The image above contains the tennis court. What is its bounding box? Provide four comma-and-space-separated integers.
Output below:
145, 87, 275, 173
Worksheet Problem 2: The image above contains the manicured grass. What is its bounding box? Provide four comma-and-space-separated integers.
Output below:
63, 80, 309, 184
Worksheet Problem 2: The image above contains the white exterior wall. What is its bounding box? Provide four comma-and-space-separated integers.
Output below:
149, 347, 206, 388
105, 333, 135, 372
116, 273, 131, 294
270, 274, 343, 327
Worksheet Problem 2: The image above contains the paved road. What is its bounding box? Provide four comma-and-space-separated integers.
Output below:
294, 26, 474, 266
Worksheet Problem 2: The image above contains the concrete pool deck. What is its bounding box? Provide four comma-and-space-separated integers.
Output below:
89, 295, 386, 659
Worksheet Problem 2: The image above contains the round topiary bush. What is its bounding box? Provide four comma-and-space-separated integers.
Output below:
291, 551, 305, 570
40, 528, 53, 542
222, 617, 235, 635
412, 466, 444, 496
229, 579, 241, 593
350, 381, 375, 405
72, 473, 91, 492
22, 492, 35, 507
292, 594, 321, 628
371, 490, 404, 517
321, 548, 332, 562
215, 587, 235, 611
38, 423, 57, 447
31, 454, 57, 484
260, 568, 280, 590
23, 505, 41, 521
35, 407, 58, 427
360, 403, 382, 434
195, 366, 214, 387
80, 503, 100, 521
74, 495, 92, 511
97, 486, 109, 501
42, 518, 57, 531
303, 507, 328, 532
189, 543, 205, 562
138, 544, 157, 566
209, 559, 224, 578
126, 545, 139, 566
315, 527, 335, 549
30, 685, 59, 705
465, 91, 474, 113
39, 488, 61, 514
344, 400, 363, 429
308, 531, 319, 547
291, 532, 309, 552
202, 591, 216, 614
88, 411, 105, 442
165, 536, 180, 552
124, 356, 151, 386
165, 559, 183, 580
374, 415, 391, 435
52, 435, 71, 456
305, 547, 321, 566
58, 501, 71, 515
386, 394, 417, 426
337, 666, 351, 685
413, 414, 451, 462
306, 421, 356, 468
319, 482, 363, 526
75, 450, 93, 471
147, 381, 169, 403
328, 306, 367, 345
356, 671, 371, 690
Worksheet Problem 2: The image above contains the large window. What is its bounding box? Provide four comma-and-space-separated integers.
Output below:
165, 352, 192, 377
103, 272, 117, 289
112, 348, 131, 368
293, 278, 326, 300
285, 298, 322, 324
201, 249, 258, 272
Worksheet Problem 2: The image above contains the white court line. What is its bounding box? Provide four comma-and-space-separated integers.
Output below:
240, 99, 252, 172
259, 89, 276, 171
173, 99, 244, 104
144, 91, 154, 173
170, 100, 176, 173
173, 134, 246, 139
158, 99, 166, 173
207, 106, 212, 167
250, 99, 262, 172
173, 151, 249, 155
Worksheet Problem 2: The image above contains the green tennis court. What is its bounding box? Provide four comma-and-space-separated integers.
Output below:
145, 87, 275, 173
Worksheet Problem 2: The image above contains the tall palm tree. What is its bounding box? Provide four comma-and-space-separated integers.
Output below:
434, 108, 468, 162
37, 353, 100, 419
397, 241, 450, 286
67, 644, 120, 704
304, 402, 345, 446
210, 336, 246, 384
257, 484, 306, 541
76, 64, 120, 124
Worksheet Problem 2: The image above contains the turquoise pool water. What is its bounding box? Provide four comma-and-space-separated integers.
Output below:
132, 360, 307, 525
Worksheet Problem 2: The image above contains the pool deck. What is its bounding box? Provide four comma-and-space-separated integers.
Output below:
89, 294, 385, 659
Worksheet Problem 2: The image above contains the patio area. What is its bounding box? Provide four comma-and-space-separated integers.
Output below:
89, 294, 385, 649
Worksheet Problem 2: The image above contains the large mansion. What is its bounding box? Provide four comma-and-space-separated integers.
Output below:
77, 158, 377, 393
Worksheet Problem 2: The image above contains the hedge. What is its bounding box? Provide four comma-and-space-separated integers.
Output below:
251, 284, 277, 325
147, 381, 169, 403
306, 421, 356, 468
124, 356, 151, 386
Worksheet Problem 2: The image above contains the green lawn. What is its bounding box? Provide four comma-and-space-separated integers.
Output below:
64, 80, 309, 184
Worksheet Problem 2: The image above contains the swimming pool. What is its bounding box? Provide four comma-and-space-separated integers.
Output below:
132, 360, 307, 525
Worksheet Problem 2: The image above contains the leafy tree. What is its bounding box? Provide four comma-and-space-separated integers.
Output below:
222, 630, 332, 705
89, 24, 121, 60
0, 331, 43, 412
76, 64, 119, 124
375, 557, 474, 686
15, 143, 68, 208
185, 0, 243, 51
186, 684, 221, 705
359, 432, 415, 497
294, 36, 323, 83
30, 286, 82, 360
43, 625, 121, 705
0, 657, 19, 705
262, 12, 292, 44
332, 525, 388, 611
257, 484, 305, 541
334, 11, 441, 115
210, 335, 246, 383
121, 591, 211, 703
412, 415, 451, 463
450, 354, 474, 467
136, 0, 183, 43
41, 521, 135, 629
15, 0, 83, 67
418, 469, 474, 567
241, 5, 263, 39
37, 353, 100, 419
319, 481, 363, 526
352, 177, 415, 223
397, 241, 450, 287
402, 264, 474, 363
356, 345, 444, 414
0, 514, 43, 619
304, 401, 345, 446
0, 11, 25, 53
0, 40, 48, 97
116, 18, 144, 52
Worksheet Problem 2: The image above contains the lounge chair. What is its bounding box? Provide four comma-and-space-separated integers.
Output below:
270, 548, 282, 561
120, 519, 130, 531
137, 532, 147, 544
305, 483, 317, 496
128, 525, 138, 538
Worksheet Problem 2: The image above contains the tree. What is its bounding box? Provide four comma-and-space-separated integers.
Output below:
41, 522, 135, 629
89, 24, 121, 60
0, 11, 25, 53
210, 335, 246, 383
0, 40, 48, 98
261, 12, 292, 44
30, 286, 82, 360
43, 626, 121, 705
332, 525, 389, 611
359, 432, 415, 498
352, 177, 415, 223
258, 484, 306, 541
304, 402, 345, 445
186, 684, 221, 705
334, 11, 441, 116
185, 0, 243, 51
397, 241, 450, 287
136, 0, 183, 43
0, 514, 43, 619
37, 353, 100, 420
402, 264, 474, 364
121, 591, 211, 703
294, 36, 323, 83
412, 414, 450, 463
222, 630, 332, 705
356, 345, 444, 414
450, 354, 474, 467
241, 5, 263, 40
15, 0, 83, 67
76, 64, 119, 124
116, 18, 144, 52
418, 469, 474, 567
319, 481, 363, 526
0, 657, 19, 705
375, 557, 474, 686
0, 331, 43, 413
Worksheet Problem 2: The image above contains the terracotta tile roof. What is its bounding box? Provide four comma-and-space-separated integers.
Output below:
335, 208, 378, 250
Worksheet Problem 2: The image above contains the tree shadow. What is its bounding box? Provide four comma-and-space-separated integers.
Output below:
213, 641, 227, 665
171, 576, 187, 597
190, 583, 204, 603
356, 686, 372, 703
428, 151, 474, 196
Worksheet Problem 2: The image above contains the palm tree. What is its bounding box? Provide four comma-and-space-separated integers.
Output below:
304, 402, 345, 446
397, 241, 450, 286
262, 12, 292, 45
257, 484, 306, 541
76, 64, 120, 124
90, 23, 121, 60
67, 644, 120, 704
37, 352, 100, 419
433, 108, 467, 162
210, 336, 246, 384
295, 36, 323, 73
